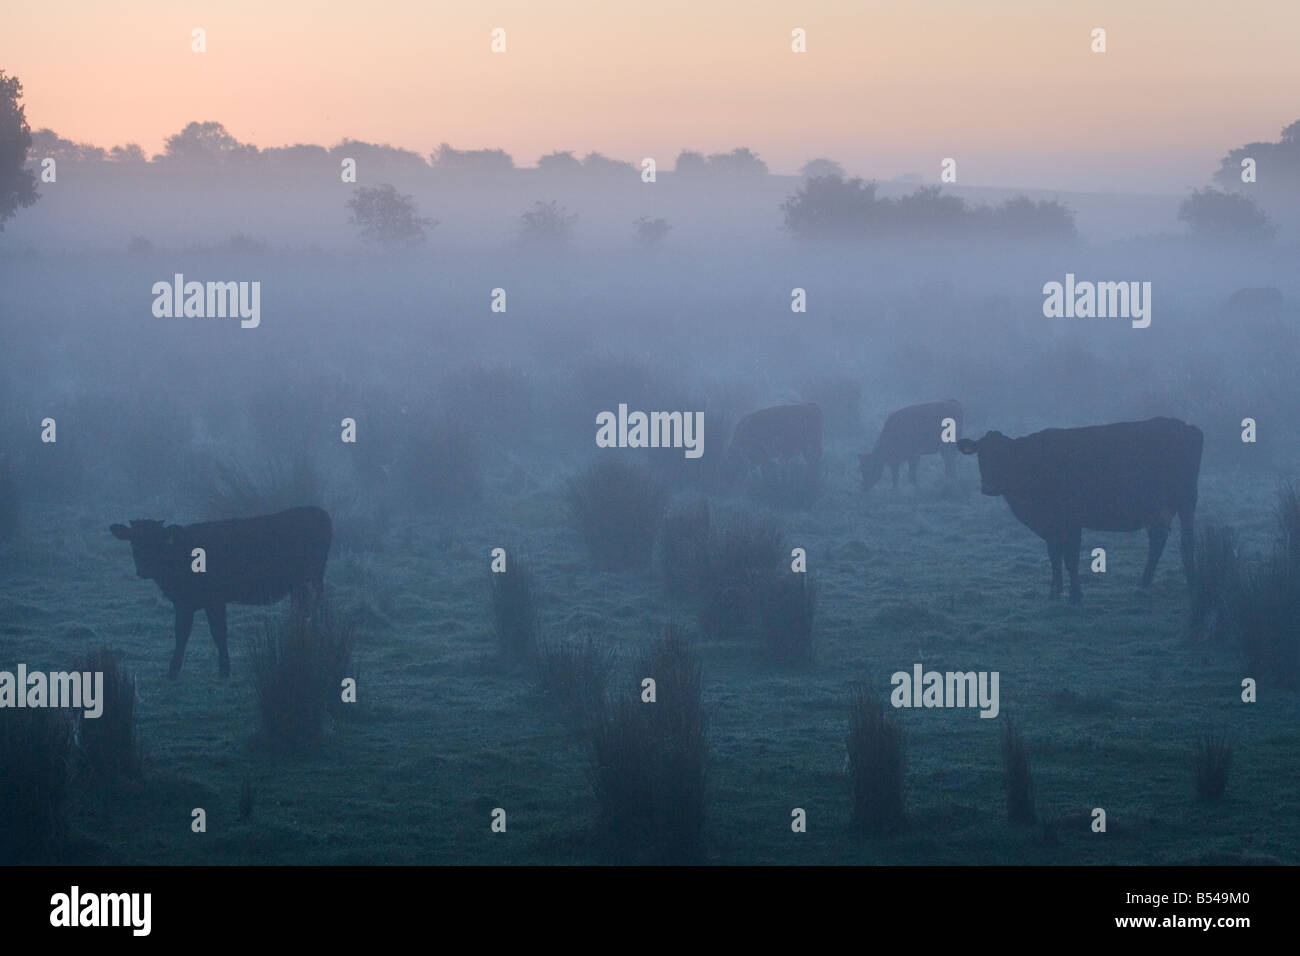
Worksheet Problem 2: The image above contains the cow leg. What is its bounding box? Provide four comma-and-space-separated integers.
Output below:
1178, 503, 1196, 587
170, 606, 195, 679
207, 604, 230, 679
942, 447, 956, 477
1142, 521, 1171, 588
1046, 535, 1064, 599
908, 457, 918, 485
1065, 526, 1083, 605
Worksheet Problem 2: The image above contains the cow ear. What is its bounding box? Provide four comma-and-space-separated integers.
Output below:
110, 524, 132, 540
956, 438, 978, 456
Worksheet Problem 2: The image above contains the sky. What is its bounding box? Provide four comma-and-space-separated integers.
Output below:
6, 0, 1299, 192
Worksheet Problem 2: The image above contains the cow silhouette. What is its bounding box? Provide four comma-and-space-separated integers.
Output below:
957, 418, 1201, 603
725, 403, 823, 480
110, 506, 332, 677
860, 400, 963, 490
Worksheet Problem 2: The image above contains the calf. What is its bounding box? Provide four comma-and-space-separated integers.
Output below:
860, 400, 963, 490
957, 417, 1201, 604
110, 506, 332, 677
726, 403, 824, 478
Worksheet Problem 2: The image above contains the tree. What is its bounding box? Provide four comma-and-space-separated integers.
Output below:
780, 174, 884, 239
519, 199, 577, 246
1213, 119, 1300, 190
800, 158, 846, 180
674, 150, 709, 177
158, 121, 259, 164
431, 143, 514, 172
109, 144, 146, 163
633, 216, 671, 246
0, 71, 38, 231
346, 183, 436, 249
706, 147, 768, 176
537, 150, 581, 174
581, 152, 634, 176
1178, 187, 1275, 242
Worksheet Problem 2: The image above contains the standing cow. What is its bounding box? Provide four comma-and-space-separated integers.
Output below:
956, 417, 1201, 604
110, 506, 332, 677
726, 403, 824, 479
860, 400, 963, 490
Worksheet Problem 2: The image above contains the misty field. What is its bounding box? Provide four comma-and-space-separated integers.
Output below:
2, 245, 1298, 865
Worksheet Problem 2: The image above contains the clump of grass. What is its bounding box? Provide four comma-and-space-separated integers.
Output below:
565, 458, 669, 570
846, 686, 906, 833
0, 455, 17, 540
0, 708, 74, 863
201, 453, 323, 520
1233, 484, 1300, 688
1002, 719, 1035, 825
251, 600, 357, 751
698, 507, 786, 639
744, 454, 825, 510
78, 647, 142, 780
658, 497, 711, 600
760, 573, 816, 665
590, 628, 708, 864
535, 635, 613, 733
1188, 524, 1241, 643
1191, 731, 1231, 804
488, 555, 539, 661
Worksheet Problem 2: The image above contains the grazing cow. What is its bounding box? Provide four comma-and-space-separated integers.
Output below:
110, 506, 332, 678
726, 403, 823, 478
957, 417, 1201, 604
860, 399, 963, 490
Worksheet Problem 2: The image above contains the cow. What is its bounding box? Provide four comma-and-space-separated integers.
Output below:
956, 417, 1202, 604
860, 400, 963, 490
725, 403, 824, 479
109, 506, 332, 678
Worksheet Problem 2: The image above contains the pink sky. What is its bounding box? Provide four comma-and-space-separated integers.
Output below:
7, 0, 1298, 191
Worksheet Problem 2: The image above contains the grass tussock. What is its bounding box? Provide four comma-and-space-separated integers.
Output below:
566, 458, 669, 570
78, 647, 142, 781
1233, 484, 1300, 688
744, 454, 825, 510
698, 507, 786, 640
0, 707, 74, 863
201, 453, 323, 520
590, 628, 708, 864
1001, 719, 1035, 825
658, 497, 711, 600
846, 686, 906, 834
534, 634, 613, 733
759, 573, 816, 665
488, 555, 539, 661
251, 598, 357, 751
1191, 730, 1232, 804
1188, 524, 1241, 643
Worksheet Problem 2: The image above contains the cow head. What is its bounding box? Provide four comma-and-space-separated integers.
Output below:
109, 519, 179, 580
859, 451, 884, 491
957, 431, 1015, 496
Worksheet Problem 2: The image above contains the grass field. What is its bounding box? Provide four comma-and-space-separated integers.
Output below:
4, 439, 1295, 866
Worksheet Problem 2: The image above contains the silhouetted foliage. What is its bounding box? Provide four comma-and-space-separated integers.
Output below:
1002, 719, 1035, 825
0, 71, 39, 230
1191, 731, 1231, 803
537, 150, 581, 174
673, 150, 708, 176
847, 687, 906, 833
431, 142, 514, 172
535, 635, 612, 733
0, 707, 73, 863
800, 157, 846, 179
1188, 525, 1241, 643
78, 647, 142, 781
1178, 187, 1275, 242
566, 458, 669, 570
519, 199, 578, 246
591, 628, 708, 864
1213, 120, 1300, 191
157, 121, 259, 165
633, 215, 671, 245
346, 183, 436, 249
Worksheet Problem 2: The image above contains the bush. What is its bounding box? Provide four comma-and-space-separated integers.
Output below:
535, 635, 612, 733
251, 599, 356, 751
78, 647, 142, 780
760, 573, 816, 665
519, 199, 577, 246
698, 508, 785, 639
346, 183, 436, 249
0, 707, 73, 863
744, 453, 825, 510
1001, 719, 1035, 825
0, 455, 16, 540
565, 458, 669, 570
658, 498, 711, 600
488, 556, 539, 661
1178, 187, 1275, 243
633, 216, 671, 246
200, 453, 323, 520
590, 628, 708, 864
1191, 731, 1231, 803
846, 687, 905, 833
1188, 525, 1241, 643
